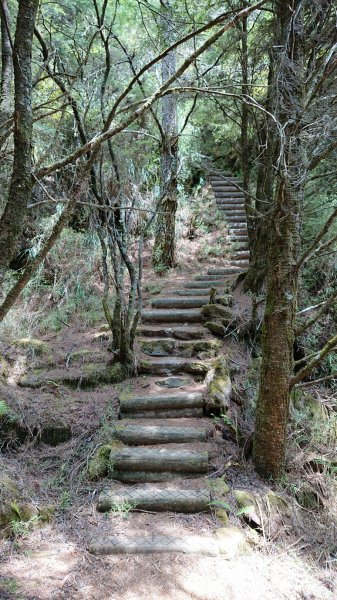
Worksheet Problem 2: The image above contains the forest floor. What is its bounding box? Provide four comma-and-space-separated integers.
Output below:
0, 220, 336, 599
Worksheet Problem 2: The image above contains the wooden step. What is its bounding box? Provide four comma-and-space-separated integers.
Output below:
214, 191, 245, 197
231, 235, 249, 242
185, 280, 227, 289
109, 447, 209, 474
89, 534, 221, 556
152, 296, 208, 309
231, 260, 249, 268
225, 215, 247, 223
97, 487, 211, 513
140, 337, 221, 358
141, 309, 202, 323
120, 391, 204, 415
217, 203, 245, 210
194, 274, 225, 281
112, 424, 207, 445
232, 251, 250, 259
139, 357, 209, 376
212, 185, 242, 192
137, 325, 206, 340
207, 267, 241, 275
164, 289, 214, 297
122, 408, 203, 420
216, 196, 245, 203
228, 223, 248, 230
220, 209, 246, 216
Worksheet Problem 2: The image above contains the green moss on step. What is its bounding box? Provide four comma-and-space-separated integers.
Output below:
87, 445, 113, 480
201, 304, 234, 322
12, 338, 50, 355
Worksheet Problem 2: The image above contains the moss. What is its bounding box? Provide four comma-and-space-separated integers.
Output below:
215, 508, 229, 525
87, 444, 113, 480
144, 283, 162, 295
40, 423, 72, 446
20, 362, 127, 389
233, 489, 256, 511
12, 338, 50, 355
204, 321, 226, 337
205, 357, 231, 413
139, 339, 174, 357
215, 295, 233, 307
0, 356, 10, 380
201, 304, 234, 322
208, 476, 230, 496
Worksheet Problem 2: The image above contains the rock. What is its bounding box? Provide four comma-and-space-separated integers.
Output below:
205, 357, 231, 414
0, 473, 51, 534
208, 476, 230, 496
215, 527, 250, 558
156, 377, 193, 388
19, 362, 127, 388
204, 321, 227, 337
201, 304, 234, 322
215, 295, 233, 307
139, 339, 175, 357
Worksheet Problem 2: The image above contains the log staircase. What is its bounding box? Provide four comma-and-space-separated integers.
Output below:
89, 173, 249, 556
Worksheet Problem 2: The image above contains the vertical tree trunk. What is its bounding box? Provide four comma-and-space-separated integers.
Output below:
0, 0, 39, 278
253, 0, 305, 479
0, 0, 12, 127
152, 1, 178, 271
240, 7, 253, 244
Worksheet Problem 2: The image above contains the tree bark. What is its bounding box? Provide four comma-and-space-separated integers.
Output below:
0, 0, 39, 278
0, 0, 12, 127
253, 0, 305, 479
152, 0, 178, 271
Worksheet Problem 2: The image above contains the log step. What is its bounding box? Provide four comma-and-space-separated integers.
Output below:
113, 424, 207, 445
120, 391, 204, 414
139, 337, 221, 358
152, 296, 208, 309
137, 325, 206, 340
228, 223, 248, 230
214, 191, 245, 197
141, 309, 202, 323
216, 196, 245, 203
122, 408, 203, 420
139, 357, 210, 376
231, 230, 248, 237
231, 260, 249, 268
89, 535, 220, 556
185, 280, 227, 289
164, 289, 214, 297
97, 487, 211, 513
218, 204, 245, 210
221, 210, 246, 217
207, 267, 241, 275
110, 447, 209, 473
194, 274, 225, 281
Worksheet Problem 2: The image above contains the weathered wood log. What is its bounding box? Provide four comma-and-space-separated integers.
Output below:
120, 391, 203, 414
185, 280, 225, 289
141, 309, 202, 323
113, 424, 207, 445
151, 297, 208, 309
89, 535, 220, 556
109, 448, 208, 473
164, 289, 216, 296
194, 274, 225, 281
207, 268, 240, 276
97, 487, 211, 513
110, 470, 194, 483
139, 357, 209, 376
137, 325, 206, 339
121, 407, 203, 420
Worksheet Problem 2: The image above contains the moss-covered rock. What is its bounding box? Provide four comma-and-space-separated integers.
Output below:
201, 304, 234, 322
233, 489, 261, 526
0, 475, 52, 534
208, 476, 230, 496
215, 508, 229, 525
204, 321, 227, 337
139, 339, 175, 357
87, 445, 114, 480
215, 295, 233, 307
205, 357, 231, 414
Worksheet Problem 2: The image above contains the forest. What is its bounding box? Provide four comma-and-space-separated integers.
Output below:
0, 0, 336, 598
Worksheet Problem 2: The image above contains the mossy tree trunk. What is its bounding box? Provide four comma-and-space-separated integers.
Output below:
0, 0, 39, 279
152, 1, 178, 271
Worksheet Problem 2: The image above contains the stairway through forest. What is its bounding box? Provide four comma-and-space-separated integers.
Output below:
89, 174, 249, 557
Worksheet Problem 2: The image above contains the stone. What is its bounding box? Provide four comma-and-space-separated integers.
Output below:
205, 357, 231, 413
139, 339, 175, 357
12, 338, 50, 355
208, 476, 230, 496
233, 489, 260, 526
204, 321, 227, 337
156, 377, 193, 388
201, 304, 234, 322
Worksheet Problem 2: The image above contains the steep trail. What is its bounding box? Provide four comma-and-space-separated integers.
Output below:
89, 173, 250, 556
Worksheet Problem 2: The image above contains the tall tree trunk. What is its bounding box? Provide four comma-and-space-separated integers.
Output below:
240, 7, 253, 244
253, 0, 305, 478
0, 0, 39, 279
0, 0, 12, 128
152, 1, 178, 271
